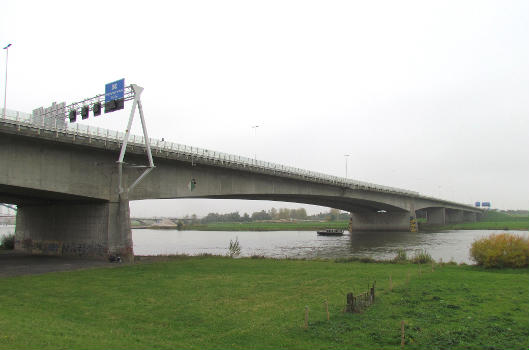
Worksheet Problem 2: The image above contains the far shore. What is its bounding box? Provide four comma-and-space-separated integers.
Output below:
131, 219, 528, 231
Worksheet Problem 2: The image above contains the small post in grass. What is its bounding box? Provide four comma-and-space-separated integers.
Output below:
346, 293, 354, 313
324, 300, 330, 321
401, 320, 405, 348
389, 275, 393, 291
304, 306, 309, 329
431, 260, 435, 272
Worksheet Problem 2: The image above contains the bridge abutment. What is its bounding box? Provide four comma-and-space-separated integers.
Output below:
14, 198, 133, 261
349, 211, 414, 232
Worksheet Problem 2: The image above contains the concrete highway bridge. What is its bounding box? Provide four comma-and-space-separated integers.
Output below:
0, 110, 482, 260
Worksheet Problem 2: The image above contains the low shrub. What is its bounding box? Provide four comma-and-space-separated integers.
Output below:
411, 249, 433, 264
470, 233, 529, 268
393, 249, 408, 263
1, 233, 15, 250
228, 237, 241, 258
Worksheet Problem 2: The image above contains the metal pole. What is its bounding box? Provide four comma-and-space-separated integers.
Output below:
3, 43, 12, 119
252, 125, 259, 159
344, 154, 350, 179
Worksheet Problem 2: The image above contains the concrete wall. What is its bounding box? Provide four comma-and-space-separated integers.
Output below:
427, 207, 446, 225
14, 198, 132, 260
349, 211, 413, 232
446, 209, 465, 224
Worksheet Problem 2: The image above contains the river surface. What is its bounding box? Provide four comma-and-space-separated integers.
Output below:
132, 228, 529, 264
2, 225, 527, 264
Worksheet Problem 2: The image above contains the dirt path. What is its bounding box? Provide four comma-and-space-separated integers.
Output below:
0, 251, 116, 277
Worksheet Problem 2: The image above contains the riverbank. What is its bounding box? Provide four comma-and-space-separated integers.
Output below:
133, 218, 528, 231
0, 256, 527, 349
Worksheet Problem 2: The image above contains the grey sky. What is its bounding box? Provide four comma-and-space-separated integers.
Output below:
1, 0, 528, 216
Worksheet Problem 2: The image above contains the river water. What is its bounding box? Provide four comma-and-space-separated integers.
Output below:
132, 228, 529, 264
2, 225, 527, 264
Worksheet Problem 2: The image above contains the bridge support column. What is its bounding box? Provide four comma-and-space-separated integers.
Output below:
446, 209, 464, 224
349, 211, 415, 232
463, 211, 477, 223
14, 198, 133, 261
427, 208, 446, 225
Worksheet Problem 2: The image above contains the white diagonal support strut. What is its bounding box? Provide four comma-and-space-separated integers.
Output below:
117, 84, 155, 194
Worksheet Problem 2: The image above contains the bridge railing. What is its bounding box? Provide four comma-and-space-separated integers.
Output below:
1, 109, 419, 196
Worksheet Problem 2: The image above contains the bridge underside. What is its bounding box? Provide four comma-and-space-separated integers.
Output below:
7, 191, 481, 260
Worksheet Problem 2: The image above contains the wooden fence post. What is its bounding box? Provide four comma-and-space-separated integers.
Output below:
346, 293, 354, 313
401, 320, 405, 348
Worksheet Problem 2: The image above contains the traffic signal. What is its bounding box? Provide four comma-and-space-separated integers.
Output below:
93, 102, 102, 116
69, 110, 77, 123
81, 106, 89, 120
104, 98, 124, 113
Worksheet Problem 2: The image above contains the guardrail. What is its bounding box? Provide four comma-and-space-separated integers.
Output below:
1, 108, 423, 197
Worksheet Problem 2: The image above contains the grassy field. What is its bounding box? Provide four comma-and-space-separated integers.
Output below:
0, 257, 527, 349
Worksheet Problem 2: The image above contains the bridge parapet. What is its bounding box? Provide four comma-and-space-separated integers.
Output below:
1, 110, 421, 197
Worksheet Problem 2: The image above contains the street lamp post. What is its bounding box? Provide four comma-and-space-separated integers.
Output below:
3, 43, 12, 119
344, 154, 350, 179
252, 125, 260, 160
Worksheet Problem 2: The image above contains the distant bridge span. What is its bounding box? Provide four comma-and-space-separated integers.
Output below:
0, 111, 481, 260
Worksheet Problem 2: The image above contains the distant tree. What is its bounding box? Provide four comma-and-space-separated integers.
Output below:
270, 208, 278, 219
242, 213, 251, 222
251, 210, 272, 221
292, 208, 307, 220
327, 208, 341, 221
278, 208, 290, 220
176, 220, 184, 230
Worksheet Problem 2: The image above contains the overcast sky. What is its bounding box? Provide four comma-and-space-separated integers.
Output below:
1, 0, 528, 216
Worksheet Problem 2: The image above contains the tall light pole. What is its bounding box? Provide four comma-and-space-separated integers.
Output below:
344, 154, 350, 179
251, 125, 260, 159
3, 43, 12, 119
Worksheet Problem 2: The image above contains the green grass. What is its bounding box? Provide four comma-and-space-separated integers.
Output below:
421, 211, 529, 231
0, 257, 528, 349
183, 220, 350, 231
431, 220, 529, 230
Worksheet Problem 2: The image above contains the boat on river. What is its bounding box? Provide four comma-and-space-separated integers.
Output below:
317, 229, 344, 236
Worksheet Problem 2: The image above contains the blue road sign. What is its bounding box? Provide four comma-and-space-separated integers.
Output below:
482, 202, 491, 207
105, 79, 125, 103
475, 202, 481, 207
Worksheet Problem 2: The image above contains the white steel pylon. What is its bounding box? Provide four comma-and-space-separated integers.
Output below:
117, 84, 155, 194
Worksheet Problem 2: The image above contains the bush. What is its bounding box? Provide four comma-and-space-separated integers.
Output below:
1, 233, 15, 250
228, 237, 241, 258
470, 233, 529, 268
393, 249, 408, 263
411, 249, 433, 264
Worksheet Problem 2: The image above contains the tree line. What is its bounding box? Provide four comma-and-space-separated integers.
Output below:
189, 208, 350, 224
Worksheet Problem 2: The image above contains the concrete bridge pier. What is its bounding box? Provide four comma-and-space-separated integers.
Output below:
14, 197, 133, 262
445, 209, 465, 224
463, 211, 477, 223
427, 207, 446, 225
349, 210, 415, 232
